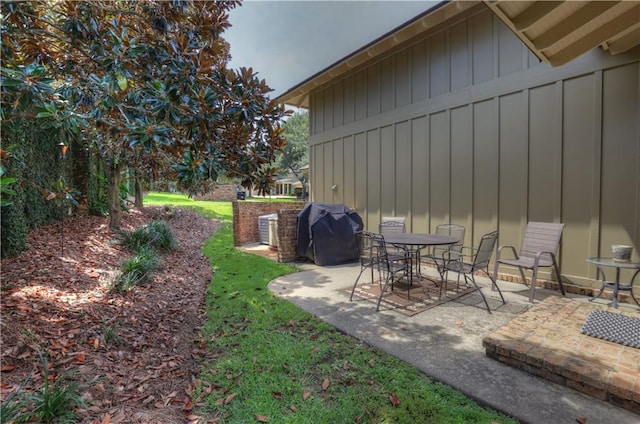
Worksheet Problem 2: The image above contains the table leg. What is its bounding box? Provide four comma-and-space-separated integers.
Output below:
612, 267, 620, 308
589, 266, 607, 303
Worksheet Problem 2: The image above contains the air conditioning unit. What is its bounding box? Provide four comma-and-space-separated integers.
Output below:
268, 216, 278, 247
258, 214, 277, 245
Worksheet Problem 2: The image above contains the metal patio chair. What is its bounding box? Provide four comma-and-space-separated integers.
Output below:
421, 224, 465, 284
379, 216, 407, 256
443, 231, 505, 313
493, 222, 566, 302
350, 231, 412, 311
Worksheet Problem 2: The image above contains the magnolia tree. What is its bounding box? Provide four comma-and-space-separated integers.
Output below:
1, 0, 289, 228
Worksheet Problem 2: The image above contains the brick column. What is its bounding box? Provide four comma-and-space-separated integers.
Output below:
277, 208, 301, 263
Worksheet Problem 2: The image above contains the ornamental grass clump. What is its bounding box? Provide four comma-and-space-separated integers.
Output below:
0, 352, 84, 423
113, 246, 159, 292
120, 219, 177, 252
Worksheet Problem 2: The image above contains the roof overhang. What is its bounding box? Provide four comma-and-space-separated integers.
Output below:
483, 0, 640, 67
276, 1, 480, 109
276, 0, 640, 109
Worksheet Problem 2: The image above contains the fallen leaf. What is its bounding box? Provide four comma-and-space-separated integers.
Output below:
576, 417, 587, 424
272, 391, 283, 400
321, 379, 330, 390
289, 404, 297, 411
389, 393, 400, 406
74, 352, 86, 363
343, 360, 349, 370
302, 391, 311, 400
455, 320, 464, 326
368, 359, 375, 367
254, 414, 269, 422
102, 413, 111, 424
1, 365, 16, 372
224, 392, 237, 404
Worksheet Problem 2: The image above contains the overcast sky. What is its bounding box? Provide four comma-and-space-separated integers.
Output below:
225, 1, 438, 98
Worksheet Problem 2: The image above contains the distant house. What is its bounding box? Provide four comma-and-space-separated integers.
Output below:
277, 1, 640, 291
274, 165, 309, 197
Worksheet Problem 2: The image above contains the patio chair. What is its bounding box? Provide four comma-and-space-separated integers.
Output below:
350, 231, 412, 311
378, 216, 406, 234
443, 231, 505, 313
493, 222, 566, 303
379, 216, 407, 256
421, 224, 465, 284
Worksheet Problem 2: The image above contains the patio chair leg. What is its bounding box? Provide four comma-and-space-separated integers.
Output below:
518, 267, 528, 287
529, 268, 538, 303
483, 270, 505, 305
467, 274, 492, 314
350, 269, 366, 301
376, 277, 393, 311
552, 259, 565, 296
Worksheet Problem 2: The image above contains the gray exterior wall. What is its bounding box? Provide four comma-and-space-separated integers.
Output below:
307, 7, 640, 288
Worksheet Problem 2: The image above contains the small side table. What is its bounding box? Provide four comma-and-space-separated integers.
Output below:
586, 257, 640, 308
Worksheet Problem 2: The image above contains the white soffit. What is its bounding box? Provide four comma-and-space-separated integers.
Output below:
483, 0, 640, 67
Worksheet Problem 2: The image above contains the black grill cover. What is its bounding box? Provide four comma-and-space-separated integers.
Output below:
296, 202, 363, 266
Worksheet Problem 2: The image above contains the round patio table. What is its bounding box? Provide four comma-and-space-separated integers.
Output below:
586, 257, 640, 308
382, 233, 459, 287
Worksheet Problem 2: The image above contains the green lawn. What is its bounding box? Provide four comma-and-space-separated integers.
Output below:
145, 192, 518, 424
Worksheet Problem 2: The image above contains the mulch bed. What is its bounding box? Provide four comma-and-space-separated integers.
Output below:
1, 207, 221, 423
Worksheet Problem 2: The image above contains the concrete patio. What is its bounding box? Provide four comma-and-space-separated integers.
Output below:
256, 252, 640, 424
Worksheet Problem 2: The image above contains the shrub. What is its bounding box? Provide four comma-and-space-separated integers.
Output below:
1, 352, 84, 423
120, 220, 176, 252
112, 247, 159, 292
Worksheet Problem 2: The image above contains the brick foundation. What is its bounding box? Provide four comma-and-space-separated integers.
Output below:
483, 296, 640, 414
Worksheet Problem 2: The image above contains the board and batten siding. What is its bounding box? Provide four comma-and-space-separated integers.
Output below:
307, 8, 640, 288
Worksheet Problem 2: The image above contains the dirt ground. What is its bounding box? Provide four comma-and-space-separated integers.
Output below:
1, 207, 221, 423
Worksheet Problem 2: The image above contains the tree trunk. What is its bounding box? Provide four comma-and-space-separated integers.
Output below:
103, 158, 124, 230
71, 138, 89, 211
134, 175, 144, 208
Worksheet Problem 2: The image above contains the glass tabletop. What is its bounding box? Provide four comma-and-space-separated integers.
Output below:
586, 257, 640, 269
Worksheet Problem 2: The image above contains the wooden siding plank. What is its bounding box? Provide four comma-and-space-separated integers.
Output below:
429, 111, 450, 228
380, 125, 395, 217
498, 92, 528, 257
450, 105, 473, 245
411, 116, 429, 232
561, 74, 598, 285
332, 138, 344, 205
411, 40, 429, 103
450, 20, 470, 92
366, 129, 381, 230
343, 135, 355, 208
395, 121, 412, 226
395, 50, 411, 108
429, 31, 448, 98
354, 132, 368, 226
529, 83, 560, 222
381, 59, 394, 113
473, 99, 499, 244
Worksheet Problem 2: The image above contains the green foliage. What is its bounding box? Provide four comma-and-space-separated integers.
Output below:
120, 220, 177, 252
277, 111, 309, 198
0, 165, 17, 207
2, 352, 84, 423
2, 1, 291, 229
112, 247, 160, 292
